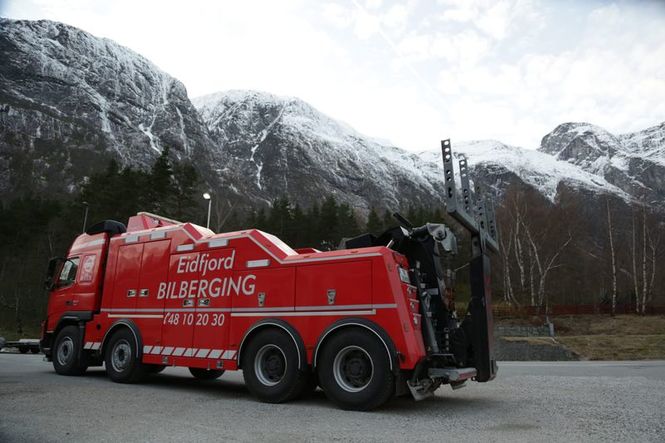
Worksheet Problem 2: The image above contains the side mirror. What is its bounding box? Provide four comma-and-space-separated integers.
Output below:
44, 257, 64, 291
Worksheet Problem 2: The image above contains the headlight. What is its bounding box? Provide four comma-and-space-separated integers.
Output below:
398, 267, 411, 284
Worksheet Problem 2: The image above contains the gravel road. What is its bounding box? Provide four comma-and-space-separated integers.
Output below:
1, 354, 663, 442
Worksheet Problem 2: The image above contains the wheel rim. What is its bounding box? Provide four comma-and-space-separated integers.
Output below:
56, 337, 74, 366
254, 344, 287, 386
111, 339, 132, 372
333, 345, 374, 393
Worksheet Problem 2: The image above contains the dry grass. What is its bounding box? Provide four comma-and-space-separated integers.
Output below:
501, 336, 561, 346
552, 315, 665, 336
497, 315, 665, 360
557, 335, 665, 360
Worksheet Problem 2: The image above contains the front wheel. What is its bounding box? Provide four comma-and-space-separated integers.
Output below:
317, 329, 395, 411
241, 329, 309, 403
104, 329, 146, 383
189, 367, 224, 380
52, 325, 88, 376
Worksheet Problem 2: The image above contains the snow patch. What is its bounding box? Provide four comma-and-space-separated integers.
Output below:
138, 123, 161, 153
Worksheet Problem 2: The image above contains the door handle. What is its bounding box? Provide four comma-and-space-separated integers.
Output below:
64, 300, 73, 306
183, 299, 194, 307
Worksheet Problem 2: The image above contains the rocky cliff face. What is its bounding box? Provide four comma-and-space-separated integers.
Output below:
0, 18, 214, 196
1, 18, 663, 216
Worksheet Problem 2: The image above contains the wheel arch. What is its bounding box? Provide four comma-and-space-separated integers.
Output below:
53, 311, 93, 336
101, 319, 143, 359
237, 319, 307, 371
313, 318, 399, 373
45, 311, 94, 358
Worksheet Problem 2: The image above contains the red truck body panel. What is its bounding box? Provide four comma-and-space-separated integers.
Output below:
45, 213, 426, 372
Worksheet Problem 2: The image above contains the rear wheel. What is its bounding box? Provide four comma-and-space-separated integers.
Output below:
52, 325, 88, 376
19, 346, 29, 354
30, 348, 40, 354
189, 367, 224, 380
104, 329, 146, 383
318, 329, 395, 411
242, 329, 309, 403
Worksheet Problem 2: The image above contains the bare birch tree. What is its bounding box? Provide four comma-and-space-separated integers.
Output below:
642, 223, 661, 314
631, 212, 641, 312
522, 220, 572, 312
606, 199, 617, 316
641, 207, 648, 314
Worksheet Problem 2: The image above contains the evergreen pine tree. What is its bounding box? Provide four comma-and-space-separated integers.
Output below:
319, 196, 338, 248
307, 202, 321, 245
382, 209, 395, 230
366, 208, 383, 235
291, 203, 308, 247
173, 163, 200, 221
149, 147, 177, 215
337, 202, 360, 239
255, 207, 268, 231
268, 197, 292, 238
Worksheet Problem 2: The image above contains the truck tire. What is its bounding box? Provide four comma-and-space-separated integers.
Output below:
104, 329, 146, 383
241, 328, 309, 403
317, 329, 395, 411
52, 325, 89, 376
189, 367, 224, 380
31, 348, 40, 354
19, 346, 29, 354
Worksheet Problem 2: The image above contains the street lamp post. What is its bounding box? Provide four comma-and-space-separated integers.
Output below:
203, 192, 212, 230
82, 201, 89, 233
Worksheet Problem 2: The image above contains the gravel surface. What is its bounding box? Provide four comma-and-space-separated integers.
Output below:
1, 355, 663, 442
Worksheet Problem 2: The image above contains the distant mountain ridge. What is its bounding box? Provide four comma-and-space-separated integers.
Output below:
1, 18, 663, 215
540, 122, 665, 204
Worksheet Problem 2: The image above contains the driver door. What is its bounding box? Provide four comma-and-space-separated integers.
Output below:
47, 257, 80, 322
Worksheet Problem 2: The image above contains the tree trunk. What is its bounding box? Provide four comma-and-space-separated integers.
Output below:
631, 214, 640, 313
514, 217, 526, 291
606, 200, 617, 316
645, 232, 657, 314
641, 208, 647, 315
528, 248, 536, 306
14, 287, 22, 335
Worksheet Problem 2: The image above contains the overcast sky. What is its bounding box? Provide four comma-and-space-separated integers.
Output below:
2, 0, 664, 151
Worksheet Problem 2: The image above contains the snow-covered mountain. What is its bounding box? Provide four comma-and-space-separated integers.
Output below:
193, 90, 444, 209
0, 18, 215, 195
540, 122, 665, 204
1, 18, 663, 216
418, 139, 632, 202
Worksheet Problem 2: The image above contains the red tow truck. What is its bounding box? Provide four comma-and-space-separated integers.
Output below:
41, 140, 498, 410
